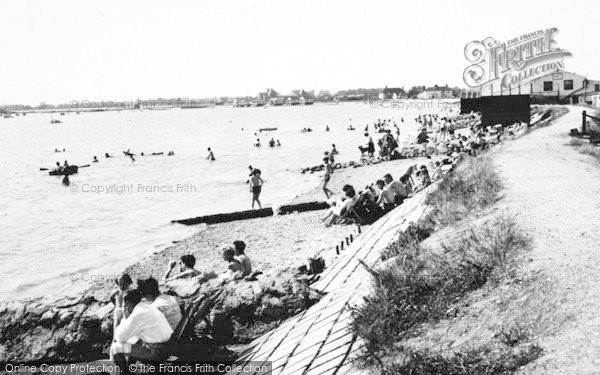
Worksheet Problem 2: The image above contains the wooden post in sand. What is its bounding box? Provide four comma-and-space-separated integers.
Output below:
345, 237, 349, 246
336, 245, 340, 255
350, 234, 354, 243
357, 225, 362, 234
340, 241, 344, 251
583, 111, 587, 134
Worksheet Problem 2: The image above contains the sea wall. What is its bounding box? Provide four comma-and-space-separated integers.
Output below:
0, 269, 323, 364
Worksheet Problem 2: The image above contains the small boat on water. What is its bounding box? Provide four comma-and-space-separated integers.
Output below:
49, 165, 78, 176
259, 127, 278, 132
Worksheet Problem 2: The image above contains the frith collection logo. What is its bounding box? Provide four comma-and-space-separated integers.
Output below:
463, 28, 572, 90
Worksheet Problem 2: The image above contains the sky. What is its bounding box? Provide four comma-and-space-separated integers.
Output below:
1, 0, 599, 105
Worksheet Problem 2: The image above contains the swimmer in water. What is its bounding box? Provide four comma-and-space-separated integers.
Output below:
93, 156, 98, 163
105, 153, 112, 158
206, 147, 215, 161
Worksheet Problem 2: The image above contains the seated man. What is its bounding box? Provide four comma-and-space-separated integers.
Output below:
383, 174, 405, 205
420, 165, 432, 187
430, 161, 444, 181
110, 290, 173, 374
162, 254, 200, 283
321, 184, 359, 226
375, 179, 396, 212
399, 174, 413, 197
138, 277, 182, 331
109, 273, 134, 306
221, 246, 243, 281
233, 240, 252, 277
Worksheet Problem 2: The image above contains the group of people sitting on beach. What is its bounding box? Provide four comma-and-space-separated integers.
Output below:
108, 240, 253, 371
321, 162, 442, 227
161, 241, 253, 285
321, 112, 533, 227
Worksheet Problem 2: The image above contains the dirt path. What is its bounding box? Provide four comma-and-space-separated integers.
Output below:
492, 107, 600, 374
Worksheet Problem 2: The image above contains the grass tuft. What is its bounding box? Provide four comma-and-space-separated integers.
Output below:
425, 156, 503, 227
351, 214, 530, 365
381, 221, 434, 261
443, 214, 530, 277
568, 137, 600, 161
578, 144, 600, 160
382, 343, 543, 375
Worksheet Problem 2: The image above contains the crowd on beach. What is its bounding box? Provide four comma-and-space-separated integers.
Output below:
320, 163, 439, 227
318, 111, 528, 227
95, 111, 534, 371
109, 241, 253, 372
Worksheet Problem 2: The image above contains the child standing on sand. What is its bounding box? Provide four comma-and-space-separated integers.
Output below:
249, 169, 264, 209
322, 157, 334, 199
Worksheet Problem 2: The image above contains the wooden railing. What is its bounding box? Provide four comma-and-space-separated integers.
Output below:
582, 110, 600, 134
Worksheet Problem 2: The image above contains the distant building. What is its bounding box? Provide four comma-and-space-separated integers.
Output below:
417, 85, 453, 99
478, 70, 600, 104
380, 86, 405, 100
529, 71, 600, 104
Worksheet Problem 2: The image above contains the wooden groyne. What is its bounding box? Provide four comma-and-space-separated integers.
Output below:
173, 201, 331, 225
278, 201, 330, 215
172, 208, 274, 225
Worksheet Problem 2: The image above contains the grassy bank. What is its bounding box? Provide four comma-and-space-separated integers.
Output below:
351, 155, 540, 372
569, 138, 600, 161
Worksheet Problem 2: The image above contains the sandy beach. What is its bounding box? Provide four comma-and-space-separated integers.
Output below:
85, 155, 430, 301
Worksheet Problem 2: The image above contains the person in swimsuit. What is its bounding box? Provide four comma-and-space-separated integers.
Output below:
162, 254, 201, 283
221, 246, 243, 281
246, 165, 254, 184
367, 134, 375, 157
206, 147, 215, 161
249, 169, 264, 209
322, 157, 334, 199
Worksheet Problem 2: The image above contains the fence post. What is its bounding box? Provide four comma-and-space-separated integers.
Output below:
583, 110, 587, 133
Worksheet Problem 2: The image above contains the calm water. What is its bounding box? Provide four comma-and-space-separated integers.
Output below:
0, 101, 457, 300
